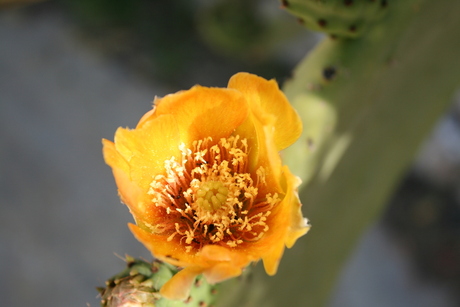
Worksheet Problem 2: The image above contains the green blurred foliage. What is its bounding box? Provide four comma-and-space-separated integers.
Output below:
56, 0, 306, 87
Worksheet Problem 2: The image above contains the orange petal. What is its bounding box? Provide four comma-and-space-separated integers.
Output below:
228, 72, 302, 150
136, 107, 156, 129
160, 266, 204, 301
203, 262, 244, 284
261, 241, 285, 276
113, 168, 148, 219
200, 245, 253, 283
128, 223, 196, 268
235, 113, 283, 195
200, 244, 233, 262
152, 86, 249, 146
259, 197, 290, 275
113, 114, 181, 191
103, 140, 150, 219
283, 166, 311, 248
102, 139, 129, 174
260, 166, 309, 274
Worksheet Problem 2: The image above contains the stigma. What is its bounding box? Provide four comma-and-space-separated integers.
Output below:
196, 181, 229, 211
148, 136, 279, 252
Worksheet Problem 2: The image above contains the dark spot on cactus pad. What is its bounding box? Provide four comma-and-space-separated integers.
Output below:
344, 0, 353, 6
349, 25, 357, 32
211, 288, 218, 295
194, 278, 202, 287
307, 138, 315, 150
185, 296, 192, 303
381, 0, 388, 7
329, 34, 338, 40
297, 18, 305, 25
281, 0, 289, 8
323, 66, 337, 80
199, 301, 207, 307
318, 19, 327, 28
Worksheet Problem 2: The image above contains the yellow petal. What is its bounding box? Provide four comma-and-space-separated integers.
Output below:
114, 114, 181, 191
203, 262, 243, 284
160, 266, 204, 301
136, 107, 155, 129
149, 86, 249, 146
234, 113, 282, 194
260, 166, 310, 274
103, 139, 150, 219
283, 166, 311, 248
200, 244, 233, 262
259, 198, 290, 275
228, 72, 302, 150
261, 241, 285, 276
129, 224, 194, 268
102, 138, 129, 174
113, 168, 148, 219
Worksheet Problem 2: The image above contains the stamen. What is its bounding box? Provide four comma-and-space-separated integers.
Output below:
147, 136, 280, 253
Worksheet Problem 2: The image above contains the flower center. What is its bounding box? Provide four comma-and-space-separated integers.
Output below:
196, 181, 228, 211
147, 136, 280, 253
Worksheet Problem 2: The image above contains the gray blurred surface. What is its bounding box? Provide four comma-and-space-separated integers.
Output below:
0, 7, 164, 307
1, 4, 459, 307
330, 224, 456, 307
330, 110, 460, 307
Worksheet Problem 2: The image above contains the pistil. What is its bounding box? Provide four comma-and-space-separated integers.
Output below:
148, 136, 279, 252
196, 181, 229, 211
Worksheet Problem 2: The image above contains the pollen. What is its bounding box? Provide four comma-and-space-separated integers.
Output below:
148, 136, 280, 253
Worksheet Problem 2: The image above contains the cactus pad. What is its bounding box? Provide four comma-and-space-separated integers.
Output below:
98, 257, 218, 307
280, 0, 389, 38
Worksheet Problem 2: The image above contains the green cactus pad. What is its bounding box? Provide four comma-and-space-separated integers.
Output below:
98, 257, 218, 307
280, 0, 388, 38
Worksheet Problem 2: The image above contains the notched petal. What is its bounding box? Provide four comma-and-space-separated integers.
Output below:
228, 72, 302, 150
114, 114, 181, 191
153, 86, 249, 145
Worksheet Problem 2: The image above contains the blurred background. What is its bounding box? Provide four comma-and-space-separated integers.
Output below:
1, 0, 459, 306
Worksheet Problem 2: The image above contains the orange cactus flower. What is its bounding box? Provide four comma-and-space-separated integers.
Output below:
102, 72, 310, 300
